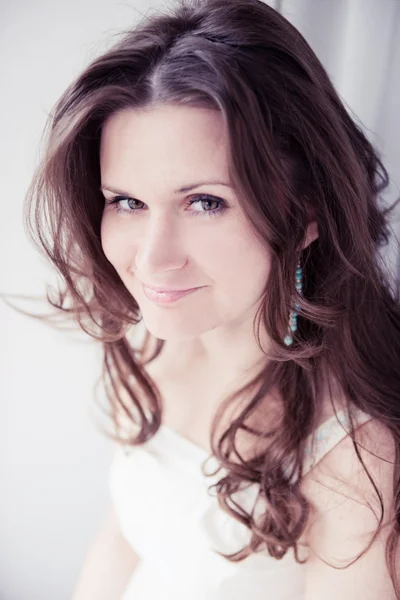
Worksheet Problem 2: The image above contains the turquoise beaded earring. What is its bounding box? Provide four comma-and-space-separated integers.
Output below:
284, 260, 303, 346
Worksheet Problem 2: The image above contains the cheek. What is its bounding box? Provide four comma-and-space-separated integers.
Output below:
100, 215, 131, 270
202, 224, 271, 297
100, 216, 115, 263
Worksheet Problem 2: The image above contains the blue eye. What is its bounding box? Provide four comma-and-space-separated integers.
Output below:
188, 195, 226, 217
105, 194, 227, 218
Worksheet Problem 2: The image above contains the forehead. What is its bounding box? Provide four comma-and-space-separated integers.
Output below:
99, 104, 231, 189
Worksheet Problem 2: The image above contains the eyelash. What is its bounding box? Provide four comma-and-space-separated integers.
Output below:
105, 194, 227, 219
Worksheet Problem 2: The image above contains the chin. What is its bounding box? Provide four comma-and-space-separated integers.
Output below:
140, 310, 217, 343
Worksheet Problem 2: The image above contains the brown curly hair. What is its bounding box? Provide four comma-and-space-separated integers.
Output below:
17, 0, 400, 594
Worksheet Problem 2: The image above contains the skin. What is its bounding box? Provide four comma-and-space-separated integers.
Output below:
99, 104, 318, 388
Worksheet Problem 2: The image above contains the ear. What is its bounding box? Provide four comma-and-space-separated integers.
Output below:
302, 220, 319, 250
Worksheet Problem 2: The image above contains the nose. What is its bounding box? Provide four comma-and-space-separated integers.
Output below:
133, 215, 188, 274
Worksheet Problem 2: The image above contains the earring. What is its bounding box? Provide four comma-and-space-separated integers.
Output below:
284, 260, 302, 346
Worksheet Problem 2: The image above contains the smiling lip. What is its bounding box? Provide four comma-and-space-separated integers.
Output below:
142, 283, 202, 305
141, 282, 200, 293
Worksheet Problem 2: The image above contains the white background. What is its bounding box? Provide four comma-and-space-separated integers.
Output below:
1, 1, 399, 598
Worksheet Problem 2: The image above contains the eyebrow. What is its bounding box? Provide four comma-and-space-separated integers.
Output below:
100, 181, 233, 196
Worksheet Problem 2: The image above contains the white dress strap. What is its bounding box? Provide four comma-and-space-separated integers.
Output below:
302, 408, 373, 475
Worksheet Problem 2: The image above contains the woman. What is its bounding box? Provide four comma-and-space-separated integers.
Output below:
23, 0, 400, 598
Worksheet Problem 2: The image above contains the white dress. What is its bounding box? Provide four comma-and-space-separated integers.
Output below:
109, 406, 372, 600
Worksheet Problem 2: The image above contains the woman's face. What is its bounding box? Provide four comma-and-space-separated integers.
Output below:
99, 104, 272, 343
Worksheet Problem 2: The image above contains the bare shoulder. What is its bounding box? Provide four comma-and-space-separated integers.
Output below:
300, 414, 395, 499
298, 415, 397, 598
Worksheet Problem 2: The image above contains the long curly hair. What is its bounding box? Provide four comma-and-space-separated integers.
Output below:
19, 0, 400, 593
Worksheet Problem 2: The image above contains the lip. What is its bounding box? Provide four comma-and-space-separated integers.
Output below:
142, 284, 202, 305
141, 282, 200, 293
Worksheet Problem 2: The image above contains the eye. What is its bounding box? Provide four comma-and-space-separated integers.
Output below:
105, 194, 227, 219
187, 195, 227, 217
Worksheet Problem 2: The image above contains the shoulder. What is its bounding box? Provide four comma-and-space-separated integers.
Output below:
299, 416, 397, 599
300, 415, 395, 510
